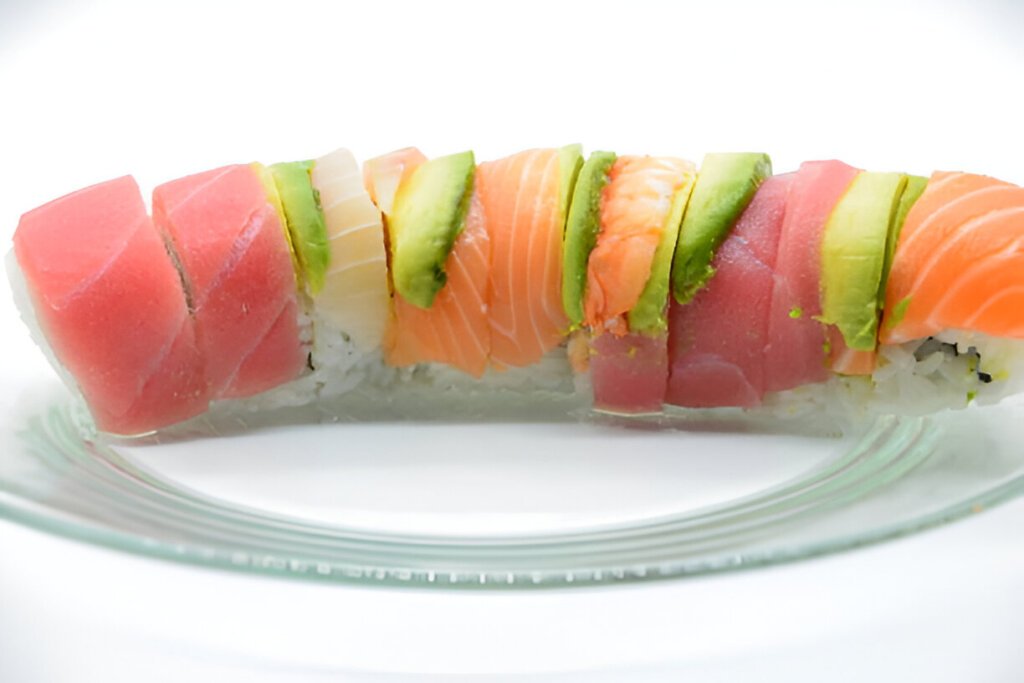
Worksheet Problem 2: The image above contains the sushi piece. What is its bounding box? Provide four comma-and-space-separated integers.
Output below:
868, 171, 1024, 410
477, 147, 580, 368
581, 155, 696, 413
882, 172, 1024, 343
667, 173, 792, 408
369, 149, 492, 377
152, 163, 307, 400
11, 176, 209, 434
764, 160, 860, 393
310, 148, 391, 354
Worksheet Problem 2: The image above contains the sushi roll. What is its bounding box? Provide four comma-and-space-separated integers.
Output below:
301, 148, 394, 397
478, 146, 581, 369
152, 163, 309, 401
667, 170, 791, 408
369, 149, 491, 377
568, 153, 698, 414
10, 176, 209, 434
8, 144, 1024, 435
871, 172, 1024, 413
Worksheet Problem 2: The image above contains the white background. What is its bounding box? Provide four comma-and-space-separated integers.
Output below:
2, 0, 1024, 680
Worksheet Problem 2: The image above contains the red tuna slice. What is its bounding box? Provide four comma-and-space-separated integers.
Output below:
13, 176, 208, 433
590, 332, 668, 414
153, 165, 306, 399
667, 174, 793, 407
764, 160, 859, 393
222, 298, 306, 397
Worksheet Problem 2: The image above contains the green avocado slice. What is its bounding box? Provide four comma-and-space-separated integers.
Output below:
880, 174, 927, 311
269, 161, 329, 295
628, 176, 696, 334
558, 144, 584, 227
561, 151, 616, 327
671, 152, 772, 304
389, 151, 475, 309
821, 171, 909, 351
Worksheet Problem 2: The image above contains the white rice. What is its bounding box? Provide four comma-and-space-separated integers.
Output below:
756, 330, 1024, 425
872, 330, 1024, 412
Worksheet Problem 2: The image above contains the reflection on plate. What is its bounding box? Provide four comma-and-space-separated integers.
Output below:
1, 386, 1023, 589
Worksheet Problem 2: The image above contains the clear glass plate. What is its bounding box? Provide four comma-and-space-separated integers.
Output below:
2, 381, 1023, 590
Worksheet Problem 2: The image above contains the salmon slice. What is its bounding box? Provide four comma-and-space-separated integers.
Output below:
311, 148, 391, 352
881, 172, 1024, 344
364, 148, 491, 377
477, 148, 568, 368
153, 164, 306, 400
383, 191, 491, 377
585, 155, 696, 335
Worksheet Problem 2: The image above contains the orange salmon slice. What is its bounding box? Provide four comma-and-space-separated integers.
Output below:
384, 191, 491, 377
881, 172, 1024, 344
477, 148, 568, 368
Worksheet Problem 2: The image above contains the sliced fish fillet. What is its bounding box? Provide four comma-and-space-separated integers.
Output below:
881, 172, 1024, 343
311, 148, 391, 352
476, 148, 569, 368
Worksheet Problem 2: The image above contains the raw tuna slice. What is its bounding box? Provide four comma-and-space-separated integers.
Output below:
152, 164, 306, 399
667, 174, 793, 407
764, 160, 859, 393
12, 176, 208, 433
590, 332, 668, 413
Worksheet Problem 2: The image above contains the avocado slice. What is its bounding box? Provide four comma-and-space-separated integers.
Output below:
269, 161, 329, 295
562, 151, 616, 327
558, 144, 584, 225
253, 162, 300, 279
628, 173, 696, 334
389, 150, 475, 309
880, 174, 927, 310
671, 153, 772, 304
821, 171, 909, 350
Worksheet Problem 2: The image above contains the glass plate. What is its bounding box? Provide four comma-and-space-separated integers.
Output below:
2, 381, 1024, 590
